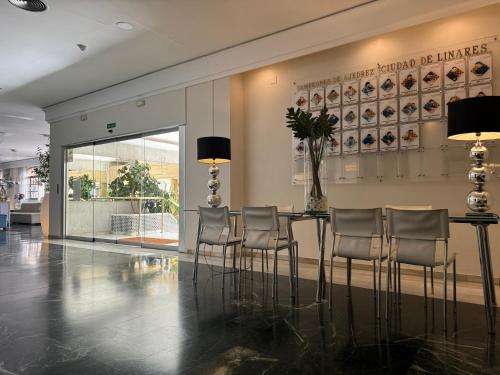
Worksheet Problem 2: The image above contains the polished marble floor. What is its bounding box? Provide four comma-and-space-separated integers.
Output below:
0, 226, 500, 374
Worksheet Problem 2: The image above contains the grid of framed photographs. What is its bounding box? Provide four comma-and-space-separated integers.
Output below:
291, 53, 492, 157
291, 52, 494, 184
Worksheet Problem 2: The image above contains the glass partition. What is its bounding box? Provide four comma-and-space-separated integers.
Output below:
65, 145, 94, 240
64, 129, 180, 249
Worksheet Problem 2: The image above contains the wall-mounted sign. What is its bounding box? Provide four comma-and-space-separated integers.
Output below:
107, 122, 117, 130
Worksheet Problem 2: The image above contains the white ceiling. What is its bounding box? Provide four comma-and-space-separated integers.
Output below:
0, 0, 370, 163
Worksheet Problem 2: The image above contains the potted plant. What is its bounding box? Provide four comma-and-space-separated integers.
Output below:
286, 106, 337, 212
33, 143, 50, 236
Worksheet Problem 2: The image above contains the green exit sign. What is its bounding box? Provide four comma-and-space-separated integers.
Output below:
107, 122, 117, 130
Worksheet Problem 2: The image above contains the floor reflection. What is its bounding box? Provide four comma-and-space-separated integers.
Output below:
0, 225, 499, 374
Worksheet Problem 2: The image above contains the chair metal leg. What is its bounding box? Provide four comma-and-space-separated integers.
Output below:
287, 245, 295, 300
272, 249, 279, 300
372, 260, 377, 300
347, 258, 352, 297
261, 251, 265, 275
295, 244, 299, 300
431, 267, 435, 295
329, 245, 335, 310
250, 249, 254, 280
392, 261, 397, 303
377, 255, 382, 319
424, 266, 428, 307
453, 259, 457, 313
385, 260, 392, 320
443, 264, 448, 332
222, 245, 227, 290
397, 262, 402, 301
238, 245, 244, 296
265, 250, 269, 271
193, 240, 201, 283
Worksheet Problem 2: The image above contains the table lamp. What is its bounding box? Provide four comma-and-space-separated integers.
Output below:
197, 136, 231, 207
448, 96, 500, 213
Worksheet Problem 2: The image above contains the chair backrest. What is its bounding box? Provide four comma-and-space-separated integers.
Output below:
330, 208, 383, 260
386, 208, 449, 240
198, 206, 231, 244
267, 204, 294, 239
241, 206, 279, 249
330, 208, 384, 237
385, 205, 432, 211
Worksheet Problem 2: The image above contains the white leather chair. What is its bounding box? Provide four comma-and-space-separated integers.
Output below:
240, 206, 297, 300
329, 208, 386, 317
385, 208, 457, 331
193, 206, 241, 289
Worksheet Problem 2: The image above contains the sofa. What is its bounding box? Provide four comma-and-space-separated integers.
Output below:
11, 202, 41, 225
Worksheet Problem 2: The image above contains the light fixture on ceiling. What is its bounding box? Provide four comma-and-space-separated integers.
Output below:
40, 133, 49, 138
76, 44, 87, 52
115, 21, 134, 31
10, 149, 17, 153
8, 0, 47, 12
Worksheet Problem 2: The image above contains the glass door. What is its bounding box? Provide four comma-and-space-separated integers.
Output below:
65, 145, 94, 241
64, 129, 180, 249
141, 132, 180, 248
93, 142, 118, 243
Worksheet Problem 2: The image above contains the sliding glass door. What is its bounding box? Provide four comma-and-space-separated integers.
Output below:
64, 129, 179, 249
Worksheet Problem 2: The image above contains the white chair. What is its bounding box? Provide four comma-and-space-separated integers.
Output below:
193, 206, 241, 289
329, 208, 386, 317
240, 206, 297, 300
385, 208, 457, 331
385, 205, 434, 299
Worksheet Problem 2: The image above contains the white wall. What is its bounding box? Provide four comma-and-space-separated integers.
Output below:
49, 77, 244, 252
241, 4, 500, 277
49, 88, 186, 238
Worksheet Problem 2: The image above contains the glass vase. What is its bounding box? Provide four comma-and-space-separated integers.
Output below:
304, 138, 328, 213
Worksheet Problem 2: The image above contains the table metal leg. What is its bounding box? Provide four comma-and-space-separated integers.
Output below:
316, 218, 327, 303
475, 223, 496, 334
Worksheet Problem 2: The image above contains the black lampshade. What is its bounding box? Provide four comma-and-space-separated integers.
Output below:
448, 96, 500, 141
197, 136, 231, 164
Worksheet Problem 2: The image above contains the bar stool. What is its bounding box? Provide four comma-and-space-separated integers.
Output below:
240, 206, 297, 300
385, 208, 457, 331
329, 208, 386, 317
192, 206, 241, 289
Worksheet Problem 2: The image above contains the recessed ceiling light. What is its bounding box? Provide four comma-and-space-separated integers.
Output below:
76, 44, 87, 52
116, 22, 134, 31
8, 0, 47, 12
10, 149, 17, 153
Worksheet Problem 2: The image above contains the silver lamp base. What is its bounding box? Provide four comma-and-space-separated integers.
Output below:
467, 140, 492, 212
206, 163, 221, 207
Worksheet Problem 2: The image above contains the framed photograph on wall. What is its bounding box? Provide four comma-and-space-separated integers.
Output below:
421, 62, 443, 92
292, 90, 309, 111
325, 84, 341, 108
309, 87, 325, 111
399, 123, 420, 150
379, 72, 398, 99
444, 87, 467, 116
342, 104, 359, 129
444, 59, 466, 88
292, 136, 305, 159
326, 132, 341, 156
380, 125, 399, 151
379, 98, 398, 125
342, 130, 359, 154
421, 91, 442, 120
399, 67, 419, 96
468, 53, 492, 85
360, 101, 378, 127
469, 83, 493, 98
360, 76, 378, 102
399, 95, 419, 123
342, 80, 359, 104
328, 106, 341, 130
360, 128, 378, 153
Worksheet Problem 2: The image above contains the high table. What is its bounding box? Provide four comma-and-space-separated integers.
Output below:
189, 209, 498, 334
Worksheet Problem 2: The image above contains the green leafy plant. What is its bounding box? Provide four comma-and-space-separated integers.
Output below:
286, 106, 337, 202
68, 174, 95, 201
109, 160, 179, 218
33, 143, 50, 192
